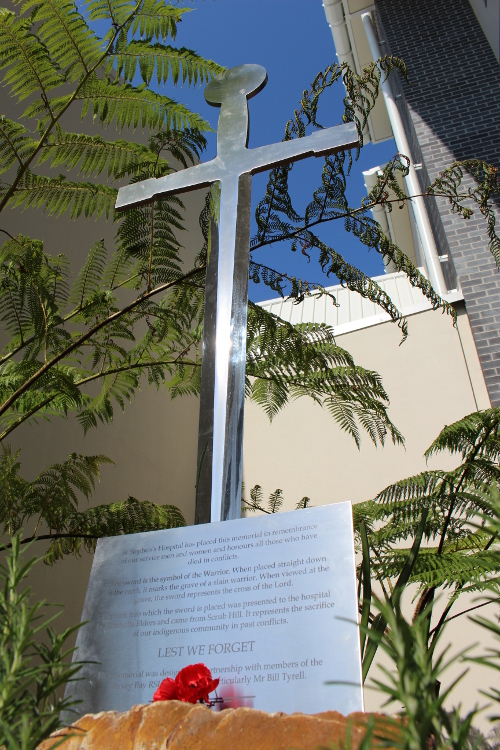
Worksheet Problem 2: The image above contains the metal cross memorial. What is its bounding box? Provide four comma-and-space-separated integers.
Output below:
116, 65, 358, 526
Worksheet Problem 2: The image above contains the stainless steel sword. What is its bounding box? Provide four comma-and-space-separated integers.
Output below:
115, 64, 358, 525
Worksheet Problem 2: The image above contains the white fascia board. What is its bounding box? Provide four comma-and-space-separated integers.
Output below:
330, 290, 463, 337
257, 269, 463, 337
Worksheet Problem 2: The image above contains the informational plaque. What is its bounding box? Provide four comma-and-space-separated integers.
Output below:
68, 502, 363, 715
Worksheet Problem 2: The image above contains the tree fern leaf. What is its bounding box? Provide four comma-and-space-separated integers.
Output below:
71, 75, 212, 133
0, 116, 37, 174
102, 247, 140, 291
75, 370, 138, 433
324, 397, 361, 448
8, 170, 117, 219
115, 40, 224, 87
425, 409, 500, 462
296, 496, 312, 509
43, 496, 186, 563
0, 233, 71, 357
19, 0, 101, 81
0, 9, 63, 103
375, 471, 444, 506
130, 0, 189, 42
69, 239, 108, 308
268, 489, 284, 513
86, 0, 138, 25
37, 131, 156, 179
250, 485, 264, 507
0, 444, 26, 533
146, 128, 207, 172
410, 548, 500, 590
20, 452, 114, 527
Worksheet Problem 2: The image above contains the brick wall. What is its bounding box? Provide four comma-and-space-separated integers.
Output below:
375, 0, 500, 405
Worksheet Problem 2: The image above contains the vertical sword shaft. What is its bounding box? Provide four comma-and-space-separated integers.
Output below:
219, 173, 252, 521
195, 173, 252, 523
211, 173, 239, 521
194, 215, 218, 525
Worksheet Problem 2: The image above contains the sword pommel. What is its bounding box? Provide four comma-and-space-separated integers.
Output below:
204, 64, 267, 106
205, 65, 268, 154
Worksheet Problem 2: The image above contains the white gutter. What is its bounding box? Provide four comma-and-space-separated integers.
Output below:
363, 166, 397, 273
322, 0, 370, 141
323, 0, 356, 70
361, 12, 448, 296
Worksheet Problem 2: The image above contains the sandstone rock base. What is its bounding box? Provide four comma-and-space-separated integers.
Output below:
39, 701, 398, 750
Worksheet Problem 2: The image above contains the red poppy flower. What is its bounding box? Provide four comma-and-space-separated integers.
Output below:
174, 663, 220, 704
153, 677, 178, 702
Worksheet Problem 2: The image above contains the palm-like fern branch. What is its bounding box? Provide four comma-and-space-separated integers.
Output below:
0, 446, 185, 563
355, 409, 500, 678
242, 484, 312, 515
0, 0, 217, 218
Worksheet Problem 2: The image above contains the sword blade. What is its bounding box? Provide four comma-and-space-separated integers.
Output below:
196, 173, 252, 523
213, 173, 252, 522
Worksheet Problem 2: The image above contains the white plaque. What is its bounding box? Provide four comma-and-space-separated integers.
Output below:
68, 502, 363, 715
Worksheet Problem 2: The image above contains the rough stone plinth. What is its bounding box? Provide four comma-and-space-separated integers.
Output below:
38, 701, 398, 750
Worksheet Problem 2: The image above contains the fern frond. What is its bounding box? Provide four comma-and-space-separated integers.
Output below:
12, 452, 113, 534
296, 497, 312, 509
43, 496, 186, 563
37, 130, 156, 179
245, 304, 402, 445
0, 445, 26, 533
243, 484, 264, 513
115, 194, 184, 288
101, 247, 141, 291
0, 116, 37, 174
325, 397, 361, 448
268, 489, 284, 514
410, 548, 500, 590
251, 58, 455, 331
0, 233, 70, 355
0, 9, 63, 104
7, 170, 117, 219
147, 128, 207, 171
19, 0, 101, 82
130, 0, 188, 41
375, 471, 444, 506
70, 75, 212, 133
69, 239, 108, 308
75, 369, 139, 434
115, 40, 223, 87
425, 408, 500, 462
429, 160, 500, 269
86, 0, 137, 24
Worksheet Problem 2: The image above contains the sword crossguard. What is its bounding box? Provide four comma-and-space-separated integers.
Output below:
205, 64, 267, 154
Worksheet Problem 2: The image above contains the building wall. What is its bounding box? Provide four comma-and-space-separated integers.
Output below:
375, 0, 500, 405
17, 292, 489, 652
242, 303, 488, 509
469, 0, 500, 62
20, 293, 492, 719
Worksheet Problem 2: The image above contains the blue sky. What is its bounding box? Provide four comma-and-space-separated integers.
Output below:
162, 0, 398, 301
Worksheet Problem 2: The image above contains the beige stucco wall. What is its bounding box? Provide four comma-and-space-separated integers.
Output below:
242, 302, 489, 509
240, 301, 496, 725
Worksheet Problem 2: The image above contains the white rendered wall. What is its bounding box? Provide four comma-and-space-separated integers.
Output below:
469, 0, 500, 61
